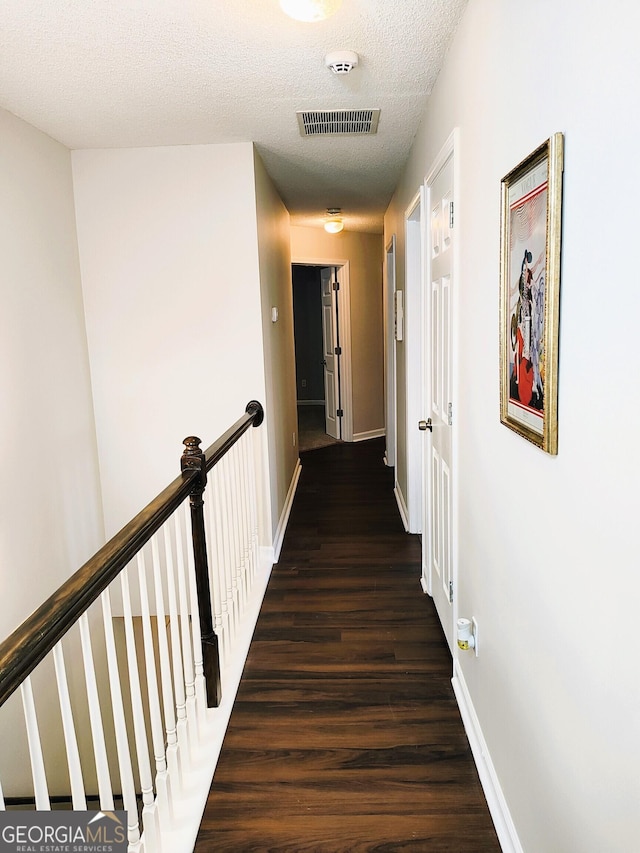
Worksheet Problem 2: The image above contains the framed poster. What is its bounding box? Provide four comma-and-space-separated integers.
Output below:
499, 133, 564, 454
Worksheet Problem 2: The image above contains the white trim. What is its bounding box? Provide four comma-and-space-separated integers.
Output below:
272, 457, 302, 562
384, 236, 397, 468
353, 428, 385, 442
452, 660, 524, 853
404, 190, 425, 534
292, 258, 353, 443
393, 482, 409, 532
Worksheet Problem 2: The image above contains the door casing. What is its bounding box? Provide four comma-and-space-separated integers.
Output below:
384, 236, 397, 468
291, 258, 353, 443
404, 190, 426, 534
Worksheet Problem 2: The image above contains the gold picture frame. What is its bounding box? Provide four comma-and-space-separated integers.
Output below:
499, 133, 564, 454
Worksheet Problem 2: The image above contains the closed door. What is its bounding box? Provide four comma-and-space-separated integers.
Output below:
424, 152, 455, 652
321, 267, 341, 439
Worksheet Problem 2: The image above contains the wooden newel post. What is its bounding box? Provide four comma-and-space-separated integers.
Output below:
181, 436, 221, 708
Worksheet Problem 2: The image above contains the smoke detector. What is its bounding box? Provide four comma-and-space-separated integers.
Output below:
325, 50, 359, 74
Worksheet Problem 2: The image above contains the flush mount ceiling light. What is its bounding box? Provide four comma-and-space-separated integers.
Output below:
324, 208, 344, 234
279, 0, 342, 23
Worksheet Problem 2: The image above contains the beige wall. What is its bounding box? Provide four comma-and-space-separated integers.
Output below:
253, 148, 298, 545
72, 143, 268, 537
290, 226, 384, 438
384, 1, 640, 850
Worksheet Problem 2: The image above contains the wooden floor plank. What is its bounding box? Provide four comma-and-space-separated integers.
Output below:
195, 438, 500, 852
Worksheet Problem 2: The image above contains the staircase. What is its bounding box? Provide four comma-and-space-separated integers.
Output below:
0, 402, 270, 852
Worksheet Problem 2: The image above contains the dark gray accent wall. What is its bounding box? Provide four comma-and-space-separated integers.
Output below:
292, 264, 324, 402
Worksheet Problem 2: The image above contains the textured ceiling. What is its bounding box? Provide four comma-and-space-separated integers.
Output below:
0, 0, 467, 233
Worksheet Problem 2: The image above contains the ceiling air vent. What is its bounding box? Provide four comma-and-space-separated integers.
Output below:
297, 109, 380, 137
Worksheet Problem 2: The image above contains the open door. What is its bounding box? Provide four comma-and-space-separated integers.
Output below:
321, 266, 341, 439
423, 144, 456, 653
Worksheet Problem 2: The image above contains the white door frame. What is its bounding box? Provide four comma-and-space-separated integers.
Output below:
384, 236, 397, 467
404, 190, 426, 534
291, 257, 353, 443
422, 129, 460, 646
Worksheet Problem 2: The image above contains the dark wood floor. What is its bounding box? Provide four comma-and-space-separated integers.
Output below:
195, 438, 500, 852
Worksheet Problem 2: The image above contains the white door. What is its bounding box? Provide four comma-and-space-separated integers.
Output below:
321, 266, 340, 439
423, 151, 455, 652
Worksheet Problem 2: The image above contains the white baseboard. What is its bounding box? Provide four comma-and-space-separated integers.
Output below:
353, 428, 386, 442
394, 482, 409, 531
452, 660, 523, 853
272, 457, 302, 563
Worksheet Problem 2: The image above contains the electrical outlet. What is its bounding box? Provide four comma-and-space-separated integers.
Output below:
301, 379, 307, 388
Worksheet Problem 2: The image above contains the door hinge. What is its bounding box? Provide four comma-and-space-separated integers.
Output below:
448, 402, 453, 426
449, 201, 454, 229
337, 408, 344, 418
332, 281, 340, 291
334, 346, 342, 355
449, 580, 454, 603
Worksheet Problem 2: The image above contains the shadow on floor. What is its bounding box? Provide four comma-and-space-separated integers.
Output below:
297, 403, 342, 452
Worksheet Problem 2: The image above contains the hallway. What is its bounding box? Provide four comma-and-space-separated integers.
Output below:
195, 438, 500, 852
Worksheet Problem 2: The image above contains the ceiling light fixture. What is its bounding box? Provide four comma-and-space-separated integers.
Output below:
324, 208, 344, 234
279, 0, 342, 23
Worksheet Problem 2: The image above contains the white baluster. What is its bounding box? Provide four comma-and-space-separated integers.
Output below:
232, 444, 248, 611
173, 515, 198, 741
20, 676, 50, 810
242, 434, 254, 592
247, 428, 260, 580
228, 450, 244, 619
203, 484, 225, 665
207, 468, 227, 664
79, 613, 115, 811
239, 433, 252, 596
220, 454, 238, 641
183, 504, 207, 726
151, 536, 181, 788
121, 564, 160, 851
163, 523, 189, 762
52, 642, 87, 809
100, 590, 141, 850
137, 550, 172, 830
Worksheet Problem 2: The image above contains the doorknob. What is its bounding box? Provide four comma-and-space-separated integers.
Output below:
418, 418, 433, 432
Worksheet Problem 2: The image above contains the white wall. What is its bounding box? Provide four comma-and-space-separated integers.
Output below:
0, 108, 104, 639
72, 143, 268, 537
0, 107, 105, 794
385, 1, 640, 850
